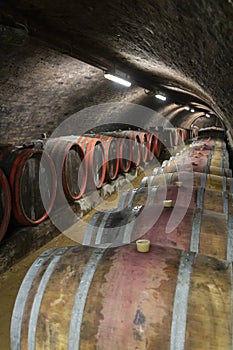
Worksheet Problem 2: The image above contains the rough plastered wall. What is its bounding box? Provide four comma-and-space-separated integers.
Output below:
0, 0, 232, 124
0, 40, 144, 145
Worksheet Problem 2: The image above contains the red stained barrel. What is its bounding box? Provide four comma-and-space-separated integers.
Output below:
45, 138, 87, 201
118, 185, 231, 215
140, 172, 233, 193
100, 136, 119, 180
146, 133, 156, 161
85, 134, 120, 181
84, 202, 230, 261
0, 147, 56, 225
11, 245, 232, 350
76, 136, 107, 189
138, 131, 149, 164
0, 168, 11, 241
153, 132, 163, 158
122, 131, 141, 167
103, 131, 136, 171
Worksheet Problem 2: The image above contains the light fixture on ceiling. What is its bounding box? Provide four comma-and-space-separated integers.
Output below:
190, 108, 195, 113
104, 72, 131, 87
184, 106, 190, 111
205, 113, 210, 118
155, 94, 167, 101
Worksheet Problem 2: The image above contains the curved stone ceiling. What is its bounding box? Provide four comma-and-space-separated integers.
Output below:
0, 0, 232, 130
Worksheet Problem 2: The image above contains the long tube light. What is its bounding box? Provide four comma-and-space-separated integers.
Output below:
184, 106, 190, 111
104, 73, 131, 87
155, 94, 167, 101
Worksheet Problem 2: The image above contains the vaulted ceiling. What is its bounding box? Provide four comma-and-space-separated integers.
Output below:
0, 0, 232, 131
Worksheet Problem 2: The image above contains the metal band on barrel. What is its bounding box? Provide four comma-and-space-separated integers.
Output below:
28, 248, 69, 350
170, 251, 195, 350
68, 248, 106, 350
118, 189, 131, 209
190, 187, 204, 253
83, 212, 102, 246
95, 211, 112, 245
10, 249, 56, 350
201, 173, 207, 188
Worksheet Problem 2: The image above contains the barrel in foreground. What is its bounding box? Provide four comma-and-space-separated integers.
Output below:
10, 244, 232, 350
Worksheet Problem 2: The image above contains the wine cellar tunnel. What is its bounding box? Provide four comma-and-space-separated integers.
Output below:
0, 1, 233, 349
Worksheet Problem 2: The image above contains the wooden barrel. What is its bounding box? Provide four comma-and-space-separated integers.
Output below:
146, 133, 156, 161
76, 136, 107, 189
0, 168, 11, 241
45, 138, 87, 201
161, 144, 230, 174
11, 245, 232, 350
0, 147, 56, 225
118, 185, 231, 215
118, 136, 132, 172
84, 203, 233, 261
138, 131, 149, 164
124, 131, 141, 166
141, 172, 233, 193
192, 138, 215, 150
102, 132, 132, 172
102, 137, 119, 180
179, 146, 229, 169
115, 131, 141, 167
84, 134, 120, 181
161, 161, 232, 177
152, 132, 163, 157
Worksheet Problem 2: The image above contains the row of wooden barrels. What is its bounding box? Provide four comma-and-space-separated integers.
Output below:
0, 128, 177, 242
10, 136, 233, 349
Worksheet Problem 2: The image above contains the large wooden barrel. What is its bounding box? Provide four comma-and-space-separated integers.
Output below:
86, 135, 120, 181
76, 136, 107, 189
0, 168, 11, 241
191, 146, 229, 167
138, 131, 149, 164
0, 147, 56, 225
102, 132, 133, 172
118, 185, 231, 215
101, 137, 119, 180
159, 161, 232, 177
152, 132, 163, 157
45, 138, 87, 201
140, 172, 233, 193
84, 202, 233, 261
121, 131, 141, 166
146, 132, 156, 161
160, 143, 231, 175
118, 136, 132, 172
11, 245, 232, 350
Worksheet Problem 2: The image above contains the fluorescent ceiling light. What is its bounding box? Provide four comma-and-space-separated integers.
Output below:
190, 108, 195, 112
205, 113, 210, 118
104, 73, 131, 87
184, 106, 190, 111
155, 94, 166, 101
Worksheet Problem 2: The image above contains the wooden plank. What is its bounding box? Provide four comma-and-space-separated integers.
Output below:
185, 255, 232, 350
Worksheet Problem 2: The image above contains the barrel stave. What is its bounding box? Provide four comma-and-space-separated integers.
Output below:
200, 211, 227, 260
185, 256, 232, 350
